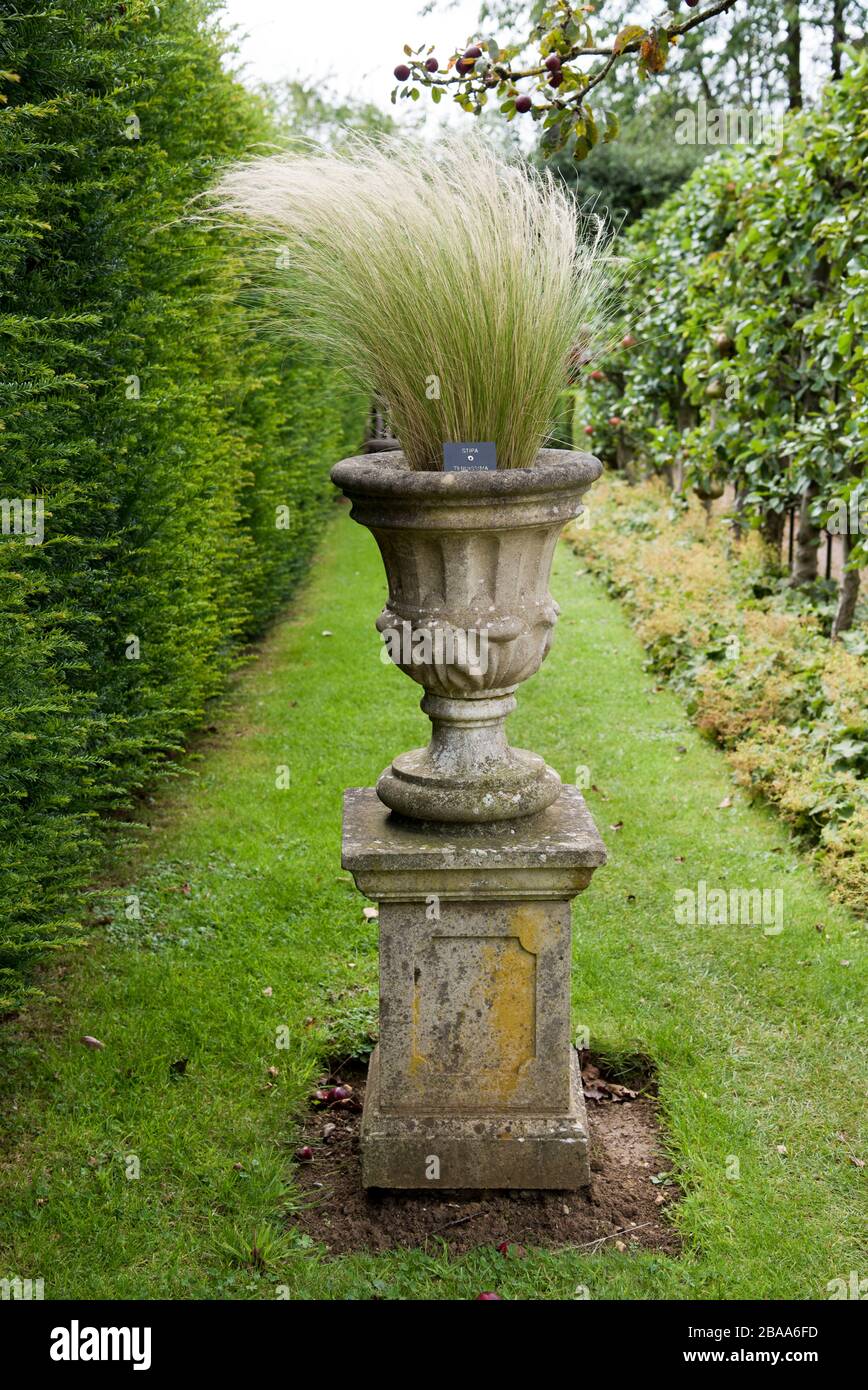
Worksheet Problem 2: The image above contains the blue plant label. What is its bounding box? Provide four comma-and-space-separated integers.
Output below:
442, 442, 497, 472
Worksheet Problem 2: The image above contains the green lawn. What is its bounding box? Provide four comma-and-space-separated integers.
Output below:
0, 507, 864, 1300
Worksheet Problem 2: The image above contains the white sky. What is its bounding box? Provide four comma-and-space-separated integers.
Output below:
218, 0, 484, 118
216, 2, 837, 126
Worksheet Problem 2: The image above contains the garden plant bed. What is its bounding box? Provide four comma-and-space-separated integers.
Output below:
565, 479, 868, 916
289, 1056, 681, 1257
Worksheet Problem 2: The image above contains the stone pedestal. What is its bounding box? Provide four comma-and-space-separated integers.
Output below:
341, 786, 606, 1190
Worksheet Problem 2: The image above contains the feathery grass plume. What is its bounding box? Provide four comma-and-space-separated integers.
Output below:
212, 134, 615, 470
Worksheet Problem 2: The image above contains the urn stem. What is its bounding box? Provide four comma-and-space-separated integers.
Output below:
423, 692, 516, 777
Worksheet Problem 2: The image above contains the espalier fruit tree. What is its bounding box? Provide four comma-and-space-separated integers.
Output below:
392, 1, 739, 159
579, 57, 868, 634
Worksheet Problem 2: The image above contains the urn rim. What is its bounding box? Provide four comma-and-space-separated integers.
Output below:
330, 447, 602, 501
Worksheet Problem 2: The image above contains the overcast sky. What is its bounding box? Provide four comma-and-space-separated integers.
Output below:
217, 2, 835, 126
218, 1, 484, 118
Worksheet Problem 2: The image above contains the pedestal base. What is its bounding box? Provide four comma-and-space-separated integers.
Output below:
361, 1045, 590, 1190
342, 787, 606, 1193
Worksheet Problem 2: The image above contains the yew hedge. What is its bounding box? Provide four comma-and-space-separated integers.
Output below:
0, 0, 365, 1010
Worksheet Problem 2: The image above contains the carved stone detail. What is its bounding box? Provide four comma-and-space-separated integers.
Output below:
330, 448, 602, 822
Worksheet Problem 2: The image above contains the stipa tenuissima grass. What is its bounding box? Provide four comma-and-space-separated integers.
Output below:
212, 133, 615, 471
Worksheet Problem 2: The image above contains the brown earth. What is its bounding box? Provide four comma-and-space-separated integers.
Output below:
288, 1057, 681, 1258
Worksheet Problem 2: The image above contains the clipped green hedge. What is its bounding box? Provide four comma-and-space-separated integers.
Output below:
0, 0, 365, 1011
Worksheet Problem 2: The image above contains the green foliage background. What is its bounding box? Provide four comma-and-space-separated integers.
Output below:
0, 0, 365, 1010
580, 57, 867, 556
570, 61, 867, 908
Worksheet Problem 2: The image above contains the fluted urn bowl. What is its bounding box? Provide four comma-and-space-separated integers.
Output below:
330, 448, 602, 822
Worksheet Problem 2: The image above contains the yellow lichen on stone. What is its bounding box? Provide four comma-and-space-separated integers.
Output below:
408, 984, 428, 1078
476, 935, 535, 1105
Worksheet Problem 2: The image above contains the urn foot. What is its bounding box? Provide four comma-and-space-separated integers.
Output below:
377, 750, 561, 823
375, 690, 562, 823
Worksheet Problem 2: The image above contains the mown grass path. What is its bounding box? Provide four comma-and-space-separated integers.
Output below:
1, 509, 864, 1300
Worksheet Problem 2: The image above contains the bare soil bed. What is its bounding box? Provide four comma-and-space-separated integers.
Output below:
288, 1056, 681, 1257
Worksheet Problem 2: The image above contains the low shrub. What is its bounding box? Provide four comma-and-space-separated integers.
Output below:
569, 478, 867, 915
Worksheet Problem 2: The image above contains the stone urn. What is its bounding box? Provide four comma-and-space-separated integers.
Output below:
330, 448, 602, 823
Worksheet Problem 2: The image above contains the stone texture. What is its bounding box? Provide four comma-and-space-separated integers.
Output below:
361, 1046, 590, 1190
342, 784, 605, 901
342, 787, 606, 1189
330, 449, 602, 823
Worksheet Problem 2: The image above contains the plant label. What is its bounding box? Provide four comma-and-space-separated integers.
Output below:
442, 442, 497, 472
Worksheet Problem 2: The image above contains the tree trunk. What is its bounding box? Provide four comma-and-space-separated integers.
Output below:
831, 0, 846, 80
615, 434, 635, 475
832, 532, 861, 637
791, 482, 821, 585
784, 4, 803, 110
760, 507, 786, 558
